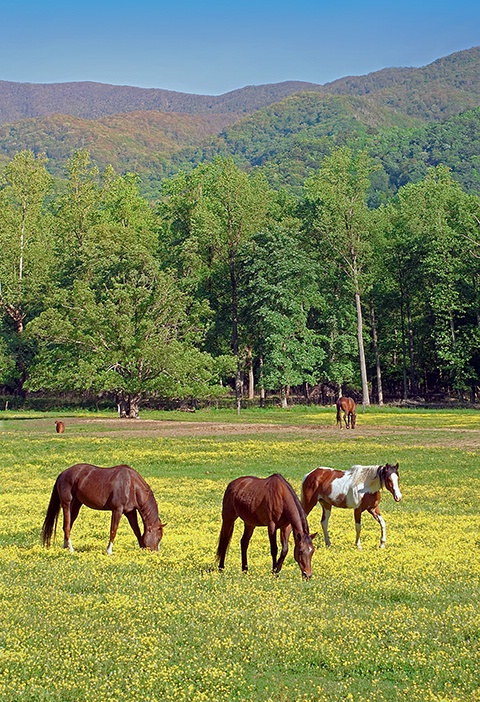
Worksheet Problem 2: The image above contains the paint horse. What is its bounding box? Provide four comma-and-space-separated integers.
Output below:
301, 463, 402, 549
336, 396, 356, 429
42, 463, 165, 554
216, 473, 315, 579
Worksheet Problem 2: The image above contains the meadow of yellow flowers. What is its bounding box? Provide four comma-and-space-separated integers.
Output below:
0, 407, 478, 701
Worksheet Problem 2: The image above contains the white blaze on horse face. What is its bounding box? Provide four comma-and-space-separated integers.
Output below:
390, 473, 402, 502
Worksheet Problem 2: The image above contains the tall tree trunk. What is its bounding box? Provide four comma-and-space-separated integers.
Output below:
246, 347, 254, 400
399, 282, 408, 400
370, 301, 383, 405
407, 301, 417, 396
229, 248, 242, 415
355, 288, 370, 406
259, 355, 265, 407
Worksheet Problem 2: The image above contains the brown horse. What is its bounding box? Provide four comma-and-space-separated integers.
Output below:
301, 463, 402, 549
55, 420, 65, 433
42, 463, 165, 554
216, 473, 315, 579
336, 396, 356, 429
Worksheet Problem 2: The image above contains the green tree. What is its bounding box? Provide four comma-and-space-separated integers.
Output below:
239, 227, 327, 406
27, 162, 217, 417
385, 166, 480, 396
159, 157, 275, 412
0, 150, 53, 391
302, 147, 377, 404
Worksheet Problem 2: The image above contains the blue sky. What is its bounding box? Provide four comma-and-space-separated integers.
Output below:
1, 0, 479, 95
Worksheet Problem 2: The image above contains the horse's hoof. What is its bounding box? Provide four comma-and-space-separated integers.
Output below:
379, 543, 386, 549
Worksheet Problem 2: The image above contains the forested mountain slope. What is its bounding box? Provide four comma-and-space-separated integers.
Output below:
0, 110, 238, 176
1, 46, 480, 199
0, 79, 324, 124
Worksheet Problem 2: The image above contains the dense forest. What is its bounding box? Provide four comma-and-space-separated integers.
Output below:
1, 47, 480, 414
1, 148, 479, 415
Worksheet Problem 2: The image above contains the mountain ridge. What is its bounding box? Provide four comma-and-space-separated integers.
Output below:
1, 46, 479, 124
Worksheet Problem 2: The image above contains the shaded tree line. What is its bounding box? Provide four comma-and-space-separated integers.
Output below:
1, 148, 480, 416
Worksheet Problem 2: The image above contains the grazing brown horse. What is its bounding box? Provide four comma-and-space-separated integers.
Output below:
55, 420, 65, 433
301, 463, 402, 549
42, 463, 165, 554
216, 473, 315, 579
336, 396, 356, 429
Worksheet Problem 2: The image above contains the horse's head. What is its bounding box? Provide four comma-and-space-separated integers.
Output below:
381, 463, 402, 502
293, 532, 315, 579
141, 521, 166, 551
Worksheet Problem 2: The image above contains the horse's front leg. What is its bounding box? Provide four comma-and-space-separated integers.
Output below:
125, 509, 143, 547
273, 526, 290, 573
107, 508, 123, 555
240, 524, 255, 572
368, 507, 387, 547
354, 507, 363, 549
321, 505, 332, 547
268, 523, 279, 573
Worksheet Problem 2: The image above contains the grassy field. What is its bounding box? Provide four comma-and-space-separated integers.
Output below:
0, 406, 479, 701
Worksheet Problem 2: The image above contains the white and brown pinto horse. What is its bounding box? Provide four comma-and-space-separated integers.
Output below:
301, 463, 402, 549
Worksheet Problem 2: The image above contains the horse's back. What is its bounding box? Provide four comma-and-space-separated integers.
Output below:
56, 463, 140, 510
223, 473, 295, 526
302, 467, 346, 511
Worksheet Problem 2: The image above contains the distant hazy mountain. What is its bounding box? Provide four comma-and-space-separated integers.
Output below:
0, 46, 479, 125
0, 79, 324, 124
1, 46, 480, 199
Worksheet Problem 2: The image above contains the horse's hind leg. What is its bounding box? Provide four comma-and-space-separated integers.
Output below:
354, 507, 363, 549
241, 524, 255, 572
61, 500, 75, 552
107, 508, 123, 555
368, 507, 387, 547
321, 505, 332, 547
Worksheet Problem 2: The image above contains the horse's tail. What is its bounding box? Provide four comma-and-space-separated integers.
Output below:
42, 480, 61, 547
216, 518, 235, 565
216, 488, 236, 567
336, 399, 342, 426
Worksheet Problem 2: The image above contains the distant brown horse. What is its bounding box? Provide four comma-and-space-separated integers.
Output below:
55, 420, 65, 433
216, 473, 315, 579
42, 463, 165, 554
336, 396, 356, 429
301, 463, 402, 548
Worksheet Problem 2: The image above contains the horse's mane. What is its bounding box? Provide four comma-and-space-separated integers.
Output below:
138, 484, 160, 524
346, 464, 381, 488
271, 473, 310, 534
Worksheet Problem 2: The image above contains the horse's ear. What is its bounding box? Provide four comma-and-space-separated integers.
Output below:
395, 462, 399, 469
160, 522, 167, 528
310, 532, 318, 540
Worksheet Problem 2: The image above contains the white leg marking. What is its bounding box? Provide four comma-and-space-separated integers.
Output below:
64, 538, 74, 553
378, 514, 386, 547
106, 542, 113, 555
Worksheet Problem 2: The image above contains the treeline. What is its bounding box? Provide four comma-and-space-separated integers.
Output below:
1, 148, 480, 416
